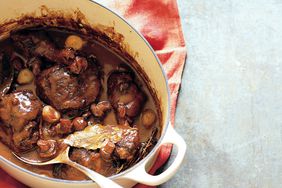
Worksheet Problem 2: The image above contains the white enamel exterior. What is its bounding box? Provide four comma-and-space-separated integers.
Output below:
0, 0, 186, 187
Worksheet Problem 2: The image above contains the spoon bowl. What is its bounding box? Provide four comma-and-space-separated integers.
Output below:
13, 146, 122, 188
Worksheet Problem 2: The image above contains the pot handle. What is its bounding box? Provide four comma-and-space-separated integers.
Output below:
124, 123, 186, 186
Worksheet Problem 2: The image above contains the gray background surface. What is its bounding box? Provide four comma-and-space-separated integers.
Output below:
160, 0, 282, 187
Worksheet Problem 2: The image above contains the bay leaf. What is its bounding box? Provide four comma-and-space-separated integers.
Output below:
63, 124, 136, 150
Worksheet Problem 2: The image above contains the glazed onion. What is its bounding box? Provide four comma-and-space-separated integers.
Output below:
42, 105, 61, 123
65, 35, 84, 50
141, 109, 156, 129
17, 69, 34, 84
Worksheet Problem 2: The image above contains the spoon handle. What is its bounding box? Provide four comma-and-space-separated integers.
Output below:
65, 160, 123, 188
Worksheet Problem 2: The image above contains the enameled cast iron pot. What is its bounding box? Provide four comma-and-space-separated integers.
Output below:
0, 0, 186, 187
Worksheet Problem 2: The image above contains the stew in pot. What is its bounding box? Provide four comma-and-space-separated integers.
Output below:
0, 26, 161, 180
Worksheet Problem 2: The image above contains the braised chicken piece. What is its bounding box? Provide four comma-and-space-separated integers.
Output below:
11, 33, 88, 74
115, 126, 140, 161
0, 90, 42, 152
11, 33, 72, 63
71, 148, 116, 176
107, 71, 146, 125
12, 33, 71, 62
36, 64, 100, 111
100, 141, 115, 161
